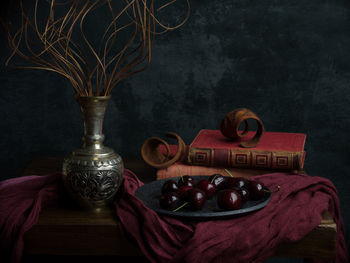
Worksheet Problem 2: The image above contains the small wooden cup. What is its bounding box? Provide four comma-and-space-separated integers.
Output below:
220, 108, 264, 148
140, 132, 186, 169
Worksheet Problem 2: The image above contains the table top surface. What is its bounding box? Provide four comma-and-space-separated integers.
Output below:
20, 156, 337, 259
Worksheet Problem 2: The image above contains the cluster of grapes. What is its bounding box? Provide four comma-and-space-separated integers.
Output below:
159, 174, 266, 212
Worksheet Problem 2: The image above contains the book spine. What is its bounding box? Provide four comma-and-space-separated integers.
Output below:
156, 164, 269, 180
187, 147, 305, 170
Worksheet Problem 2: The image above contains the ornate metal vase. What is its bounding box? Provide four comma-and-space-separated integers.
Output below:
62, 96, 124, 211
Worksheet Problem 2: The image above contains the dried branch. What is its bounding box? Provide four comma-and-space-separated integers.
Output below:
6, 0, 191, 96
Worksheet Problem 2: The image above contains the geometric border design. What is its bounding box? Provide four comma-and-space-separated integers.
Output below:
191, 148, 212, 166
271, 152, 294, 169
230, 150, 251, 168
252, 151, 271, 168
189, 147, 303, 170
256, 155, 268, 165
236, 154, 248, 164
276, 156, 288, 166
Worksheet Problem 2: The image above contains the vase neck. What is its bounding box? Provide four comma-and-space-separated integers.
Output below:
77, 96, 110, 150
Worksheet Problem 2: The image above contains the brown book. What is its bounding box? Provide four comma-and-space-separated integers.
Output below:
187, 129, 307, 170
156, 162, 272, 180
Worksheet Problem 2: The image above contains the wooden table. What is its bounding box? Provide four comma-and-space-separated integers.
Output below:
20, 157, 337, 262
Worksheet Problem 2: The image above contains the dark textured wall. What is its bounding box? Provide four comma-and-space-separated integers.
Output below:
1, 0, 349, 260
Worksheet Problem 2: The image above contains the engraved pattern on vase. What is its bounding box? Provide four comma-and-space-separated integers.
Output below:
63, 156, 123, 203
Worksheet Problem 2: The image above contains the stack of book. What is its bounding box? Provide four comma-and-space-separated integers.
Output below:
156, 129, 307, 180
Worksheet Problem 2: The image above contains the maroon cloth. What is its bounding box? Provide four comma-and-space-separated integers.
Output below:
115, 172, 348, 263
0, 170, 347, 263
0, 174, 63, 263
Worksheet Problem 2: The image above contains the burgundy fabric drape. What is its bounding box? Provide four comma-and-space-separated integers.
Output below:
0, 170, 348, 263
0, 174, 63, 263
115, 172, 348, 263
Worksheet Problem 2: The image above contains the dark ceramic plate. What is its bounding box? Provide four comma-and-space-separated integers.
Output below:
135, 176, 272, 219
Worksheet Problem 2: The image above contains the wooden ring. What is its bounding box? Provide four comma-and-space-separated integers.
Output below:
140, 132, 186, 169
220, 108, 264, 148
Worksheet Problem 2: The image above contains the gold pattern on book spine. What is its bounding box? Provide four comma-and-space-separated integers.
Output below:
230, 149, 251, 168
188, 148, 304, 170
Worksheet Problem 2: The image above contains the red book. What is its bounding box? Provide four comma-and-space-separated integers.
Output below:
187, 129, 306, 170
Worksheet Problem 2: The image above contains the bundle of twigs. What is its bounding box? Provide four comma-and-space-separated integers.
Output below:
5, 0, 190, 96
